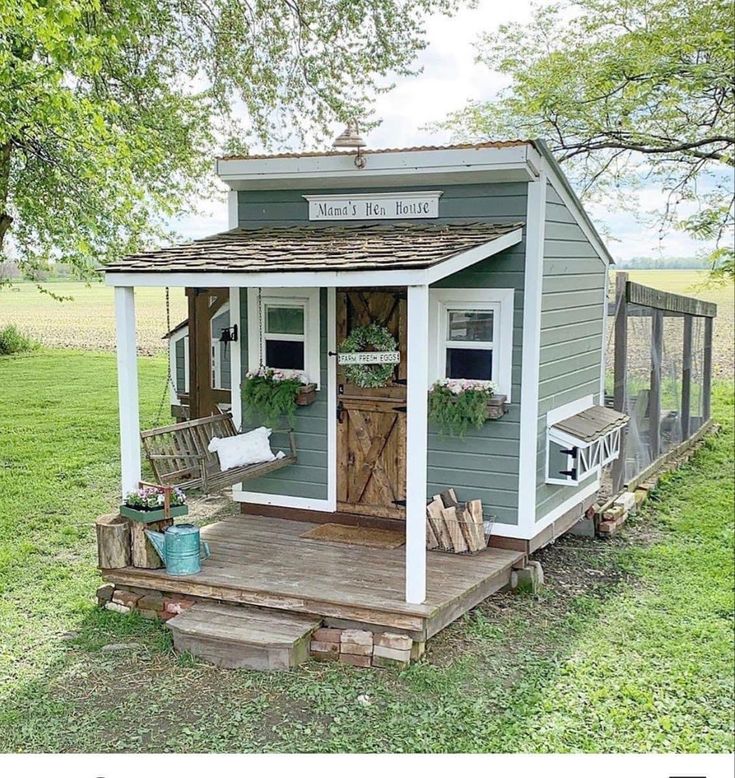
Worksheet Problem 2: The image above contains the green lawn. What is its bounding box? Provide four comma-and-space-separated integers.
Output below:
0, 350, 733, 753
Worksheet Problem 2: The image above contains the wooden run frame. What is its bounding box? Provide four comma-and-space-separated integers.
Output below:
611, 272, 717, 492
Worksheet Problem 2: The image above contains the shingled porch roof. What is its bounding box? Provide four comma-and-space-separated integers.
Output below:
104, 222, 524, 275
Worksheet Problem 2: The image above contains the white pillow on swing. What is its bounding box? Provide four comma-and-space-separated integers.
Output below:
208, 426, 279, 472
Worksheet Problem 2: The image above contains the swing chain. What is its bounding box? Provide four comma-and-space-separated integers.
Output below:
257, 286, 264, 370
155, 286, 178, 425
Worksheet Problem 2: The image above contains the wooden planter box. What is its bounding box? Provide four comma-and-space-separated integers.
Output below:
295, 383, 317, 406
486, 394, 508, 420
120, 504, 189, 524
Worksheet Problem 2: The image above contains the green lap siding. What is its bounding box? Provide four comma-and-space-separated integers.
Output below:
535, 182, 607, 520
236, 183, 527, 526
237, 288, 330, 501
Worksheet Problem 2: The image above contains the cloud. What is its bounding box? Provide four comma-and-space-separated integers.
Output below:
171, 0, 717, 263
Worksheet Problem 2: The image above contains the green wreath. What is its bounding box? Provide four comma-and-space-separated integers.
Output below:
339, 323, 398, 388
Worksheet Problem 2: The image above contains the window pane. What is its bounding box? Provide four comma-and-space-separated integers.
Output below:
446, 348, 492, 380
266, 340, 304, 370
448, 310, 493, 342
266, 305, 304, 335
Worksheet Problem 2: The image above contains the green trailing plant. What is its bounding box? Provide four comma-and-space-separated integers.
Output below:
242, 368, 304, 426
428, 379, 496, 437
339, 323, 398, 388
0, 325, 37, 355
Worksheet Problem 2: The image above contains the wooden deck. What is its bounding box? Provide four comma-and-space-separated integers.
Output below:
102, 514, 525, 640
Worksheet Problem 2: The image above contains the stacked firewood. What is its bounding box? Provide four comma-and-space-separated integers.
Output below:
426, 489, 487, 553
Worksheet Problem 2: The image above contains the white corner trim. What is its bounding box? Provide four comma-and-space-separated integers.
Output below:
428, 287, 515, 401
232, 491, 333, 512
246, 287, 321, 388
227, 190, 238, 229
600, 269, 610, 401
517, 172, 547, 535
326, 288, 337, 511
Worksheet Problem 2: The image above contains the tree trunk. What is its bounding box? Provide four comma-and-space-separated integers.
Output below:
0, 141, 12, 254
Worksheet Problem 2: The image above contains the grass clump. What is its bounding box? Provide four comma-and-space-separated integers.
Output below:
0, 325, 38, 355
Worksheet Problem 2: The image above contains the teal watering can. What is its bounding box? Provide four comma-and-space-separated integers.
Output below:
145, 524, 210, 576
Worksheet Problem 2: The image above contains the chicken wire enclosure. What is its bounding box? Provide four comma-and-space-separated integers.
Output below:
607, 274, 716, 492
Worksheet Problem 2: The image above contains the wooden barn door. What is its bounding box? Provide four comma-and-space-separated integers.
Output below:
336, 289, 407, 520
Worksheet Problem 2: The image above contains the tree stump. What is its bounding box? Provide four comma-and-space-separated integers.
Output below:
95, 514, 131, 569
129, 518, 173, 569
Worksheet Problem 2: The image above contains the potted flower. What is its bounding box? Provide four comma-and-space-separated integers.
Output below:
242, 367, 316, 426
428, 379, 507, 437
121, 485, 188, 523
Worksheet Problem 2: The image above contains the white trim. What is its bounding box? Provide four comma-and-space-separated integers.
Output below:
544, 395, 595, 486
168, 335, 178, 404
517, 172, 547, 535
428, 287, 514, 400
533, 477, 601, 535
406, 284, 429, 604
229, 288, 242, 429
227, 190, 238, 229
114, 286, 141, 497
210, 303, 230, 390
546, 394, 594, 426
326, 287, 337, 511
216, 145, 540, 190
537, 161, 612, 266
600, 268, 610, 400
425, 229, 522, 284
102, 230, 523, 290
232, 491, 334, 512
246, 287, 321, 388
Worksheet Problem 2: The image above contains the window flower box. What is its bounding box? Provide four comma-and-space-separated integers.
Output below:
486, 393, 508, 420
429, 379, 506, 436
295, 383, 317, 406
120, 504, 189, 524
121, 486, 188, 524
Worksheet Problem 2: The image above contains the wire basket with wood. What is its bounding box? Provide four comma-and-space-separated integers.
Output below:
426, 489, 491, 554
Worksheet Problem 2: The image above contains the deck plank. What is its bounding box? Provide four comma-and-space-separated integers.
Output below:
103, 514, 524, 637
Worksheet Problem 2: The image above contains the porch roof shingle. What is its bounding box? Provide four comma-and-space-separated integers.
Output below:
103, 222, 524, 275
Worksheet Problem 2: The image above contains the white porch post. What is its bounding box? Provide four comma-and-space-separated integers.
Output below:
405, 284, 429, 604
114, 286, 141, 497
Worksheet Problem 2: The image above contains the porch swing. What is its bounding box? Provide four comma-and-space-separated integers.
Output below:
139, 288, 297, 494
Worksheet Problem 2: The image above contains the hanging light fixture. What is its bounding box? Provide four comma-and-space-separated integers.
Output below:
333, 120, 367, 168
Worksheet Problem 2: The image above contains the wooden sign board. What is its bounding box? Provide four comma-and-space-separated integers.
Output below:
304, 191, 442, 221
338, 351, 401, 365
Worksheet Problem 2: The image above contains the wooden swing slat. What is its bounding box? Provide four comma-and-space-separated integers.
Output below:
140, 411, 297, 494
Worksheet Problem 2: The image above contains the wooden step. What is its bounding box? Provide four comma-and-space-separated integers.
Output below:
166, 602, 321, 670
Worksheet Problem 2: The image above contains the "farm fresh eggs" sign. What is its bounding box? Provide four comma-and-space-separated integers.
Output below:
304, 191, 441, 221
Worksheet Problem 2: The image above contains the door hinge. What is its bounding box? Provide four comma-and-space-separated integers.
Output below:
337, 400, 345, 423
393, 405, 407, 413
392, 499, 407, 507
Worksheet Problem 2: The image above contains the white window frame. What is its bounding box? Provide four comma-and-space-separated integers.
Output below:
168, 329, 190, 399
429, 287, 514, 400
210, 303, 230, 391
247, 287, 320, 388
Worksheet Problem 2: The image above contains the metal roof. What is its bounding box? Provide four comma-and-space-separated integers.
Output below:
217, 139, 533, 162
104, 222, 523, 275
552, 405, 629, 444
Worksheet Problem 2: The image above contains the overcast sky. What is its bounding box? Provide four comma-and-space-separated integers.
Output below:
177, 0, 706, 263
